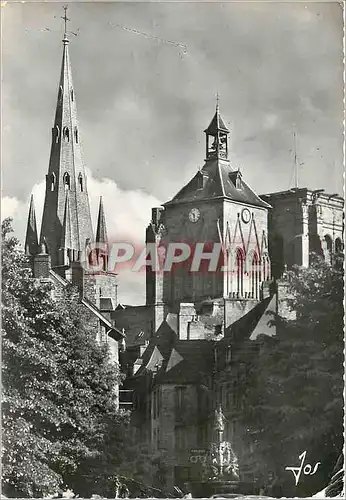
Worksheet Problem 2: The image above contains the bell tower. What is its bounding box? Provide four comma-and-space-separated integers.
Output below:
39, 7, 93, 270
204, 98, 230, 161
147, 100, 272, 305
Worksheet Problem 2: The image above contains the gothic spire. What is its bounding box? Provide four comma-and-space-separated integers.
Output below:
96, 197, 108, 244
40, 7, 93, 268
24, 194, 38, 256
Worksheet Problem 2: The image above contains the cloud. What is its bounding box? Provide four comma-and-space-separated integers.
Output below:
87, 169, 162, 244
1, 196, 20, 220
1, 182, 45, 246
1, 172, 161, 305
263, 114, 279, 130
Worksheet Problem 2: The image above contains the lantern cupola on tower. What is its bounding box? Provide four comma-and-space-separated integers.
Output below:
204, 97, 230, 161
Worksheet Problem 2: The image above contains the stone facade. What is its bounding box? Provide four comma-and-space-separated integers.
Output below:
261, 188, 344, 276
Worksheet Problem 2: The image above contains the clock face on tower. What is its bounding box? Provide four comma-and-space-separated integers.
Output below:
241, 208, 251, 224
189, 208, 201, 223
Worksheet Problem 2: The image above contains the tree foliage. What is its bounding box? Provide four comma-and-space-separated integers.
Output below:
239, 254, 344, 497
1, 218, 129, 497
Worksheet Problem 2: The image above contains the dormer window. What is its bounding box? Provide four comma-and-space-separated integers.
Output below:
229, 171, 242, 190
196, 171, 204, 189
63, 172, 71, 190
78, 173, 83, 192
74, 127, 79, 144
58, 85, 63, 101
236, 174, 241, 189
63, 127, 70, 142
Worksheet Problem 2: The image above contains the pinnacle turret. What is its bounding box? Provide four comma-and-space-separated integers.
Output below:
96, 197, 108, 245
95, 197, 109, 271
24, 194, 39, 256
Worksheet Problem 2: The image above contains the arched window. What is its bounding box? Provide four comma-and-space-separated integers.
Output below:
71, 89, 74, 102
250, 252, 259, 299
74, 127, 79, 143
63, 127, 70, 142
55, 125, 60, 144
235, 248, 244, 297
63, 172, 70, 190
50, 173, 56, 192
335, 237, 343, 253
78, 173, 83, 192
324, 235, 333, 264
262, 252, 270, 281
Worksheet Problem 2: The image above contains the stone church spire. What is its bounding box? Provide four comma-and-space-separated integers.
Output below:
24, 194, 39, 256
39, 13, 93, 268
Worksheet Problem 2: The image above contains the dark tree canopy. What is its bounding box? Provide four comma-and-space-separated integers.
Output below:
1, 218, 129, 497
239, 254, 344, 497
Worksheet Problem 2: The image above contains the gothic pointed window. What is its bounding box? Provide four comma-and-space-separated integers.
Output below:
78, 173, 83, 192
250, 252, 259, 299
63, 172, 70, 190
262, 252, 269, 281
50, 173, 56, 192
63, 127, 70, 142
74, 127, 79, 144
55, 125, 60, 143
58, 85, 63, 101
71, 89, 74, 102
235, 248, 244, 297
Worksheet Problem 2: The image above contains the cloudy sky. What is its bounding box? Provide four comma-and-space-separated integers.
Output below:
2, 0, 344, 304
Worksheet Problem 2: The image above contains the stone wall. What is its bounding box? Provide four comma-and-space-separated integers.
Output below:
262, 189, 344, 274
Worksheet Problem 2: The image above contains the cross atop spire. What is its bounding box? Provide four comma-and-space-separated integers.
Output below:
61, 5, 70, 43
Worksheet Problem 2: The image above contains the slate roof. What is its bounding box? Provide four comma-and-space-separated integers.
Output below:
165, 160, 271, 209
132, 320, 214, 385
224, 294, 276, 345
130, 294, 277, 385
